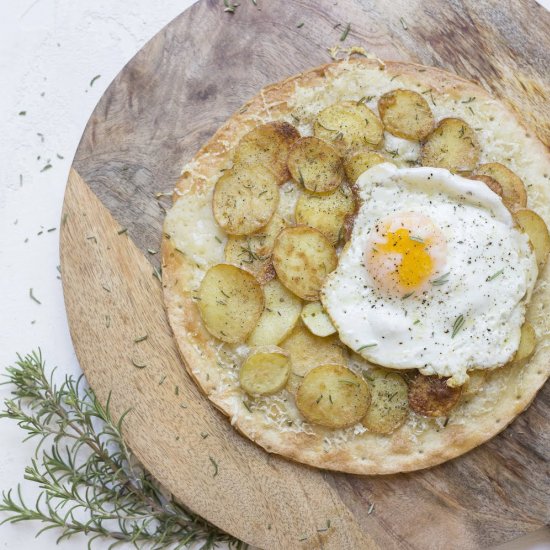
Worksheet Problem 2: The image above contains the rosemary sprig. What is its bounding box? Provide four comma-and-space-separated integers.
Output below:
0, 351, 245, 549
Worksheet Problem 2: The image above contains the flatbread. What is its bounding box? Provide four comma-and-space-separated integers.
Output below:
162, 59, 550, 475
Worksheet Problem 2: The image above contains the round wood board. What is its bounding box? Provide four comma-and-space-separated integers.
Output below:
60, 1, 550, 548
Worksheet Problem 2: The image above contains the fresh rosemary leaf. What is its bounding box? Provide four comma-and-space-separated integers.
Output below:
340, 22, 351, 41
134, 335, 148, 343
431, 271, 450, 286
357, 343, 377, 352
297, 22, 304, 28
451, 314, 465, 338
90, 75, 101, 87
209, 456, 219, 477
29, 288, 41, 304
400, 17, 408, 30
0, 351, 243, 548
486, 269, 504, 282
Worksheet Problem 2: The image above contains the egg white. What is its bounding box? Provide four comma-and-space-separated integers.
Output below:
321, 163, 538, 385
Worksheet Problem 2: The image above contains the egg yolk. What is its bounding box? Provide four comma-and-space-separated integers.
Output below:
376, 228, 433, 289
365, 212, 447, 296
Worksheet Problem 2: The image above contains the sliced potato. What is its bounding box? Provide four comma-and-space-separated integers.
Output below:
408, 374, 462, 417
280, 323, 345, 377
476, 163, 527, 210
198, 264, 264, 343
272, 226, 337, 301
287, 137, 344, 194
295, 185, 355, 245
314, 101, 384, 152
378, 89, 435, 140
469, 174, 504, 200
225, 214, 286, 283
421, 118, 480, 172
301, 302, 336, 337
213, 166, 279, 235
247, 279, 302, 346
296, 364, 371, 429
343, 150, 387, 184
513, 322, 536, 363
361, 371, 409, 434
514, 208, 550, 268
233, 121, 300, 183
239, 346, 290, 396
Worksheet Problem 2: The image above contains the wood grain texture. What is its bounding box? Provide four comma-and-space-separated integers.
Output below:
63, 0, 550, 548
60, 168, 375, 550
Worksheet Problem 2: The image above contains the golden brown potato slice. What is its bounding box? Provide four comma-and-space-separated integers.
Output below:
314, 101, 384, 152
280, 323, 345, 377
361, 371, 409, 434
296, 364, 371, 429
239, 346, 290, 396
513, 322, 536, 363
378, 89, 435, 140
272, 226, 337, 301
469, 174, 504, 200
247, 279, 302, 346
476, 163, 527, 211
287, 137, 344, 194
294, 185, 355, 245
343, 150, 387, 184
514, 208, 550, 268
213, 166, 279, 235
421, 118, 480, 172
300, 302, 336, 337
408, 375, 462, 417
224, 214, 286, 283
198, 264, 264, 343
233, 121, 300, 183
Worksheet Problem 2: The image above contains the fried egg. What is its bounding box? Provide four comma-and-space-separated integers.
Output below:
321, 163, 538, 385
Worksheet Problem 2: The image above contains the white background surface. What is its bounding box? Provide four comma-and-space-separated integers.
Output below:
1, 1, 549, 549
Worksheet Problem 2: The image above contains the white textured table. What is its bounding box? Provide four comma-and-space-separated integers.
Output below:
1, 1, 549, 549
0, 2, 192, 547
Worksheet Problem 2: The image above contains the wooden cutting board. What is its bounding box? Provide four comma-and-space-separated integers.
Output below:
60, 1, 550, 548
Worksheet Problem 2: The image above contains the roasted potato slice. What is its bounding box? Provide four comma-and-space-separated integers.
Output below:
280, 323, 345, 377
514, 208, 550, 268
300, 302, 336, 337
476, 163, 527, 210
296, 364, 371, 429
421, 118, 480, 172
361, 371, 409, 434
240, 346, 290, 396
408, 374, 462, 417
513, 322, 536, 363
225, 214, 286, 283
469, 174, 504, 200
247, 279, 302, 346
314, 101, 384, 152
272, 226, 337, 301
213, 166, 279, 235
378, 89, 435, 140
233, 121, 300, 183
288, 137, 344, 194
198, 264, 264, 343
295, 185, 355, 245
343, 150, 387, 184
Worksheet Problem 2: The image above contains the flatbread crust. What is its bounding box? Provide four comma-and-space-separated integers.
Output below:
162, 59, 550, 475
